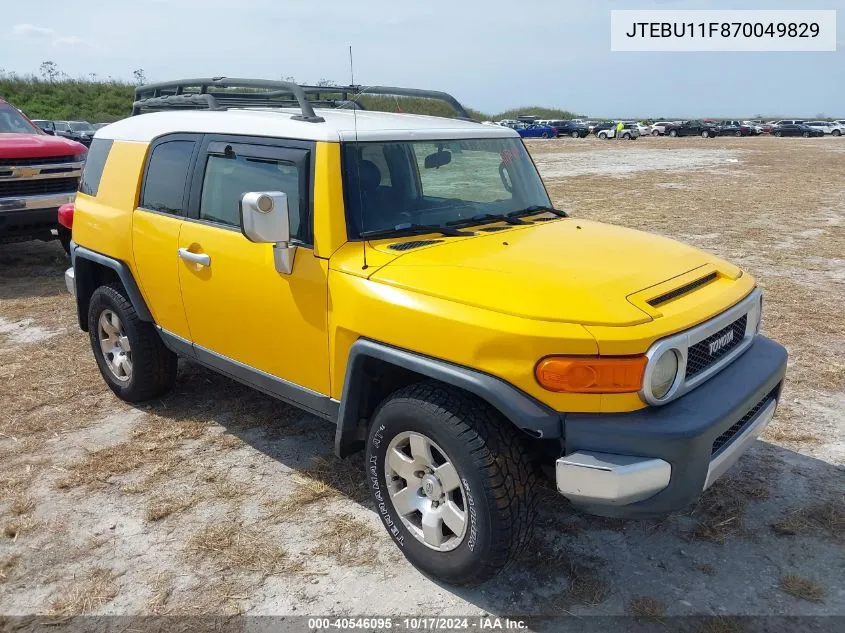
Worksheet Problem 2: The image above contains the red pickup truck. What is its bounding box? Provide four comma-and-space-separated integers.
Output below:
0, 98, 87, 252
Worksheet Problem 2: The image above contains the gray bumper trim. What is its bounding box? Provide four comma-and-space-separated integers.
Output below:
64, 267, 75, 297
0, 192, 75, 213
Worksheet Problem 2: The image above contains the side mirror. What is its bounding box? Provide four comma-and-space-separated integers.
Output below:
239, 191, 296, 274
45, 129, 55, 135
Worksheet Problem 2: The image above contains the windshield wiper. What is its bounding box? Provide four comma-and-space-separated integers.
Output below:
360, 222, 475, 240
446, 213, 530, 227
508, 205, 569, 219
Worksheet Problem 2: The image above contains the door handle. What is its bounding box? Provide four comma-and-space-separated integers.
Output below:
178, 248, 211, 267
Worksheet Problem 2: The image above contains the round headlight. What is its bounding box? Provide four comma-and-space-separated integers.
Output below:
650, 349, 679, 400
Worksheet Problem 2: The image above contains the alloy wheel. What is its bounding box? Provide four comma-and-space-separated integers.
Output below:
98, 309, 132, 381
385, 431, 467, 552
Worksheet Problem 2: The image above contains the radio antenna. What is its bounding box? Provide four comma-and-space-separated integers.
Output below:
349, 45, 368, 270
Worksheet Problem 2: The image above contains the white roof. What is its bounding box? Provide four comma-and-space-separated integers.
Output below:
97, 108, 518, 144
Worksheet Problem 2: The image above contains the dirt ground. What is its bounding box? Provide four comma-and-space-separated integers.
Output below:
0, 135, 843, 625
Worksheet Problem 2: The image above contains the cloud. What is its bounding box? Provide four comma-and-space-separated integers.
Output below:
53, 36, 86, 47
12, 23, 54, 37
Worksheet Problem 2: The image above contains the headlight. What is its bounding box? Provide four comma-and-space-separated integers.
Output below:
650, 349, 679, 400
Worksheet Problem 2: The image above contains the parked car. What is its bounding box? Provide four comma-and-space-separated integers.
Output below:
66, 121, 97, 147
742, 120, 768, 134
649, 121, 675, 136
627, 122, 651, 136
546, 120, 588, 138
64, 76, 787, 587
0, 99, 87, 251
596, 123, 639, 139
718, 121, 756, 137
805, 121, 845, 136
591, 121, 616, 135
771, 123, 824, 137
52, 120, 75, 140
517, 123, 557, 139
665, 120, 719, 138
32, 119, 56, 135
774, 119, 806, 126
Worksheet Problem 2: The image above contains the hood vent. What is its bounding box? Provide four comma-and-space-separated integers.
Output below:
388, 239, 444, 251
479, 226, 509, 232
648, 272, 718, 307
533, 216, 557, 222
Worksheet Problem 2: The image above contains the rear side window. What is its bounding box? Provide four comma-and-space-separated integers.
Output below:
79, 139, 113, 197
140, 140, 195, 215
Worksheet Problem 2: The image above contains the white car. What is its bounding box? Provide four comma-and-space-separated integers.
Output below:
805, 121, 845, 136
630, 122, 651, 136
650, 121, 674, 136
596, 123, 640, 140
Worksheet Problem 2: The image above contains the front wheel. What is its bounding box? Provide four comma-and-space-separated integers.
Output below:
652, 129, 660, 136
775, 131, 783, 137
833, 129, 841, 137
366, 382, 538, 586
88, 283, 177, 402
598, 132, 608, 139
669, 130, 678, 137
802, 131, 810, 138
571, 131, 579, 139
734, 130, 742, 137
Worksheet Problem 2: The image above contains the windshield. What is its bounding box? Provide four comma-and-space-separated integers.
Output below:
69, 121, 93, 131
342, 137, 550, 238
0, 103, 39, 134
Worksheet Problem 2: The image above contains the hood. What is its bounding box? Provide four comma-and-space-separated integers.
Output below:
0, 132, 87, 159
368, 219, 739, 326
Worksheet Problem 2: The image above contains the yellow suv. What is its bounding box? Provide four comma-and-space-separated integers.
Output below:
64, 78, 787, 585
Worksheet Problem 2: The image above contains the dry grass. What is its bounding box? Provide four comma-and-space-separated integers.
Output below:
686, 475, 770, 543
49, 567, 119, 615
560, 563, 609, 607
186, 520, 303, 575
312, 513, 379, 567
145, 572, 173, 615
772, 500, 845, 540
143, 493, 197, 522
3, 515, 37, 540
629, 596, 666, 621
779, 574, 825, 602
56, 420, 208, 489
0, 554, 19, 582
9, 493, 35, 516
264, 475, 336, 521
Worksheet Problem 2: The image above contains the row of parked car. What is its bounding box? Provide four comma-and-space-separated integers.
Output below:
30, 119, 106, 147
487, 117, 844, 139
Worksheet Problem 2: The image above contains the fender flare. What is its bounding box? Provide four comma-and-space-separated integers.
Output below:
334, 339, 562, 457
71, 242, 153, 328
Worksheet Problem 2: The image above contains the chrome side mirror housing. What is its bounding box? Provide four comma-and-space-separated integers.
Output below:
239, 191, 297, 274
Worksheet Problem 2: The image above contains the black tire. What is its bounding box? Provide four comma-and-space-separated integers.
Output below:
570, 131, 579, 139
775, 131, 783, 137
734, 130, 742, 137
802, 131, 810, 138
88, 283, 177, 402
652, 129, 660, 136
669, 129, 678, 137
58, 227, 71, 255
365, 382, 538, 586
833, 129, 841, 137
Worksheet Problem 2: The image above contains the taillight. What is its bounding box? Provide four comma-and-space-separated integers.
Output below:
58, 203, 75, 229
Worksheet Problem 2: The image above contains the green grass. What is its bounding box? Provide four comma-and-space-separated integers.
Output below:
0, 75, 581, 123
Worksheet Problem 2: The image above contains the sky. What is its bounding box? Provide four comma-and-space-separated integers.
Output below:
1, 0, 843, 118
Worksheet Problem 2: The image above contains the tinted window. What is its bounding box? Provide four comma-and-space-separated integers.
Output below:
200, 154, 301, 238
79, 139, 113, 197
140, 140, 195, 215
0, 102, 39, 134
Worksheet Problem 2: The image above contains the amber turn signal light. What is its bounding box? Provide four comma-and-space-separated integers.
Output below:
535, 356, 647, 393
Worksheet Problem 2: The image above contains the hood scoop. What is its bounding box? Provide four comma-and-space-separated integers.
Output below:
647, 271, 718, 307
387, 239, 444, 251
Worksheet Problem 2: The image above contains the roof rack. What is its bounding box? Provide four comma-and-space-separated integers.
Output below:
132, 77, 474, 122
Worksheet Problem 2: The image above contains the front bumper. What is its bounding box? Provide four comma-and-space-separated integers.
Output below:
556, 335, 787, 517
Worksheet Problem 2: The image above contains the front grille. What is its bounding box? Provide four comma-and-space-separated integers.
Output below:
387, 239, 443, 251
0, 177, 79, 198
711, 388, 777, 455
0, 155, 79, 167
686, 315, 747, 379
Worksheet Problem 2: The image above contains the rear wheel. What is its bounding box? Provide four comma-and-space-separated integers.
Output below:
88, 283, 177, 402
652, 129, 660, 136
734, 130, 742, 137
775, 131, 783, 137
802, 131, 810, 138
833, 129, 841, 137
669, 129, 678, 137
365, 382, 538, 586
598, 132, 608, 139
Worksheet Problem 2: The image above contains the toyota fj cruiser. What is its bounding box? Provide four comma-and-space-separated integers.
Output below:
65, 78, 787, 586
